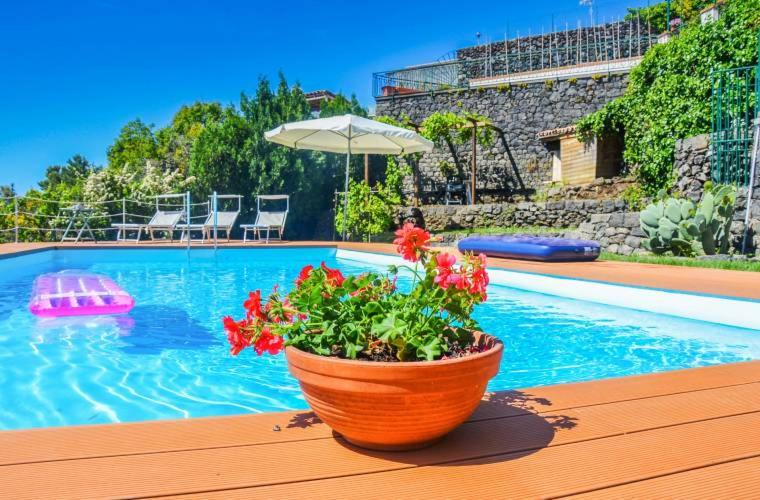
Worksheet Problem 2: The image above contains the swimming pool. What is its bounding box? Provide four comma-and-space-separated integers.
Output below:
0, 247, 758, 430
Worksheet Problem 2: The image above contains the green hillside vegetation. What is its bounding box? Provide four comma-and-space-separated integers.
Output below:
578, 0, 760, 196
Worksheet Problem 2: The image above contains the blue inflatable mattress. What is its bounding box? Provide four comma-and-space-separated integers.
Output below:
457, 235, 600, 262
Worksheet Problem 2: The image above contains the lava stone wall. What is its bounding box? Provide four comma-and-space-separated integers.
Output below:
396, 198, 627, 232
375, 74, 629, 202
674, 133, 760, 252
675, 134, 711, 201
565, 212, 645, 256
457, 20, 653, 79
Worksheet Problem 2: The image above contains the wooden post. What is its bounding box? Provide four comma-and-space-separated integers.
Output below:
471, 123, 477, 205
364, 154, 369, 184
410, 123, 423, 207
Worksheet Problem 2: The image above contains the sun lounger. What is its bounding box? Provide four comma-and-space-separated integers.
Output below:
240, 195, 289, 243
112, 194, 186, 243
145, 210, 184, 241
180, 211, 241, 242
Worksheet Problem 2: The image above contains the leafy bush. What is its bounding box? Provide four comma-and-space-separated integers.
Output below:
577, 0, 760, 195
622, 183, 648, 211
626, 0, 712, 33
335, 156, 409, 241
335, 181, 394, 241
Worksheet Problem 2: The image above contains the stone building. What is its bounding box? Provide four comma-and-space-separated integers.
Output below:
373, 20, 655, 204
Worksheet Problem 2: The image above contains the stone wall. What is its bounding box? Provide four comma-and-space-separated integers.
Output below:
396, 198, 627, 232
673, 133, 760, 252
675, 134, 711, 201
457, 20, 653, 79
376, 75, 629, 203
541, 176, 637, 201
564, 212, 644, 256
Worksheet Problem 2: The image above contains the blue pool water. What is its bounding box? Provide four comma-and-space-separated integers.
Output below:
0, 248, 758, 430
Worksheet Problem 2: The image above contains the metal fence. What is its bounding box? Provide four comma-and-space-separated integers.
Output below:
710, 32, 760, 186
373, 19, 657, 97
0, 192, 232, 249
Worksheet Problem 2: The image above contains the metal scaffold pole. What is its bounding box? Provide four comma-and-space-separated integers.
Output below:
14, 197, 18, 244
186, 191, 191, 251
742, 118, 759, 254
213, 191, 218, 251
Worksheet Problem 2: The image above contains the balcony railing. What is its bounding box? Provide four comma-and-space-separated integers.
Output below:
374, 24, 657, 98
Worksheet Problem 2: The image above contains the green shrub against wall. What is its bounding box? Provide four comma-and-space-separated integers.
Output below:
577, 0, 760, 196
625, 0, 713, 33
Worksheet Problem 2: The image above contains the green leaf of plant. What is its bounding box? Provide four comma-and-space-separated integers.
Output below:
371, 313, 407, 342
416, 337, 442, 361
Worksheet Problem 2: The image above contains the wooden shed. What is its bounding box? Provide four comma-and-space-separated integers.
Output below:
537, 125, 623, 185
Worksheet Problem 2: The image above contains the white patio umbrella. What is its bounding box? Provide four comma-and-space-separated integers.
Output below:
264, 114, 434, 241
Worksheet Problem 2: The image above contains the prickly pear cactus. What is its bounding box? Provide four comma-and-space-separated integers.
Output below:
639, 184, 737, 256
640, 197, 699, 256
698, 184, 737, 255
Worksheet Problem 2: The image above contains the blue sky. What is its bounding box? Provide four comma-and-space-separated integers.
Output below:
0, 0, 649, 192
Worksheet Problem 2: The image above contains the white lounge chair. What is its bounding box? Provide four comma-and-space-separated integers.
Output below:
241, 195, 289, 243
179, 195, 242, 243
112, 194, 186, 243
146, 210, 184, 241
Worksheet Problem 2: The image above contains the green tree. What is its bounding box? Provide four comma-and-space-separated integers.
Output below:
0, 184, 15, 199
189, 108, 254, 198
319, 93, 367, 118
107, 119, 159, 169
39, 155, 97, 193
190, 74, 339, 238
156, 102, 223, 175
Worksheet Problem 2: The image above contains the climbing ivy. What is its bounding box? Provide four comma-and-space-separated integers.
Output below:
419, 111, 495, 148
576, 0, 760, 196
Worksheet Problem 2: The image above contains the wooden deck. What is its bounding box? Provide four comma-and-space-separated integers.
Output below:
1, 241, 760, 498
1, 361, 759, 499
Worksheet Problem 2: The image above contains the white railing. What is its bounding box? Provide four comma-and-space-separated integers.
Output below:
0, 192, 235, 250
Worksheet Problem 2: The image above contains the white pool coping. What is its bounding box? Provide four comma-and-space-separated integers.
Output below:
336, 249, 760, 331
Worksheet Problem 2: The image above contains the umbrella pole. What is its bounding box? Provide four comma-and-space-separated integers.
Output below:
342, 141, 351, 241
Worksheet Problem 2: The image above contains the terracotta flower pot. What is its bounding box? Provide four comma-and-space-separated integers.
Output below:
285, 332, 503, 451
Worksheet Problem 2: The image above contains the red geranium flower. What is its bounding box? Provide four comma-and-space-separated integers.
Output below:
321, 262, 345, 287
469, 253, 489, 297
223, 316, 248, 355
253, 328, 284, 355
244, 290, 265, 320
296, 264, 314, 286
434, 252, 457, 289
448, 272, 470, 290
393, 223, 430, 262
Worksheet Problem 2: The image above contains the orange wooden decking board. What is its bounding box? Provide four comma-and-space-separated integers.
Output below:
567, 456, 760, 499
3, 361, 758, 467
174, 412, 760, 500
1, 243, 759, 498
1, 361, 759, 499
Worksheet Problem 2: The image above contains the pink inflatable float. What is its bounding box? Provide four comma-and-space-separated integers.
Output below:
29, 271, 135, 317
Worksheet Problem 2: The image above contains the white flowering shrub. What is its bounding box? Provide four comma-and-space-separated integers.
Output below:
83, 161, 195, 203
